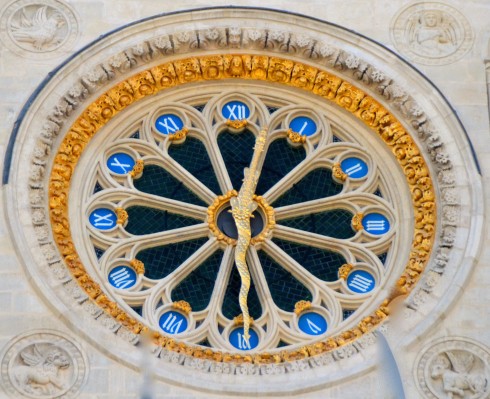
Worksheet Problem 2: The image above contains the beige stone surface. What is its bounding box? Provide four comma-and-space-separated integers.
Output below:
0, 1, 489, 398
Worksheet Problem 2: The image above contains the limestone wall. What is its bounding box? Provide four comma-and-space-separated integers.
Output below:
0, 1, 489, 398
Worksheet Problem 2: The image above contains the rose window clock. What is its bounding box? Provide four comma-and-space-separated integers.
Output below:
64, 74, 418, 353
48, 55, 434, 363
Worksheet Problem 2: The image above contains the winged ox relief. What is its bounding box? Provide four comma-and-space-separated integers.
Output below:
431, 351, 489, 399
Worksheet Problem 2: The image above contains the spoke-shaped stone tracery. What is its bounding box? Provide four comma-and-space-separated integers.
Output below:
83, 89, 400, 352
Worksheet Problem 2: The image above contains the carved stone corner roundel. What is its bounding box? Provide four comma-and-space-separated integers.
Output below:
1, 330, 88, 399
0, 0, 78, 58
415, 337, 490, 399
391, 2, 473, 65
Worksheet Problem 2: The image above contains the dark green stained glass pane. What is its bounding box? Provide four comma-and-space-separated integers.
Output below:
134, 164, 206, 206
272, 168, 343, 208
343, 309, 355, 320
222, 263, 262, 320
94, 247, 105, 259
279, 209, 354, 239
131, 305, 143, 316
277, 340, 290, 348
255, 138, 306, 196
93, 181, 104, 194
137, 238, 208, 280
168, 137, 221, 195
217, 130, 255, 190
257, 250, 312, 312
378, 252, 388, 265
272, 238, 345, 281
198, 338, 211, 347
171, 249, 224, 311
125, 206, 202, 235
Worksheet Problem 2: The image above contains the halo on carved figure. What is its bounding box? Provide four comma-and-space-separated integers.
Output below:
0, 330, 88, 399
391, 2, 473, 65
415, 337, 490, 399
3, 6, 483, 394
0, 0, 79, 58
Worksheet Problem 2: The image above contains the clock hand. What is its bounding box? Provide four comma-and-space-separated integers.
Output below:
230, 127, 268, 343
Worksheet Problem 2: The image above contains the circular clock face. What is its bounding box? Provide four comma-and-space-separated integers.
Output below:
71, 82, 409, 353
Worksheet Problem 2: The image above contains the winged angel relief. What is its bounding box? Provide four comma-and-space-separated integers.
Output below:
9, 5, 66, 51
407, 10, 460, 57
431, 351, 489, 399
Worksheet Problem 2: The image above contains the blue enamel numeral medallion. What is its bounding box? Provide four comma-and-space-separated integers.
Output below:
222, 100, 250, 121
347, 270, 375, 293
229, 327, 259, 350
298, 312, 328, 335
362, 213, 390, 235
107, 153, 135, 175
289, 116, 317, 136
108, 266, 136, 289
340, 157, 368, 179
159, 311, 188, 334
155, 114, 184, 135
89, 208, 116, 230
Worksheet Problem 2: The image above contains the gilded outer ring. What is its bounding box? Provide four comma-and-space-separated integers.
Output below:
48, 54, 436, 364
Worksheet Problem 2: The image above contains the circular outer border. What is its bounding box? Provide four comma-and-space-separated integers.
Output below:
0, 330, 88, 399
3, 7, 483, 394
48, 53, 435, 362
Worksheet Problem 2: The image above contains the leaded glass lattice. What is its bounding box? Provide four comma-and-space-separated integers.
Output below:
168, 137, 221, 195
271, 168, 343, 207
134, 164, 207, 206
217, 130, 255, 190
125, 206, 202, 235
255, 138, 306, 195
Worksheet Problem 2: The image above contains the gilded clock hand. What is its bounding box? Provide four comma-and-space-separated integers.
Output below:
230, 127, 268, 342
